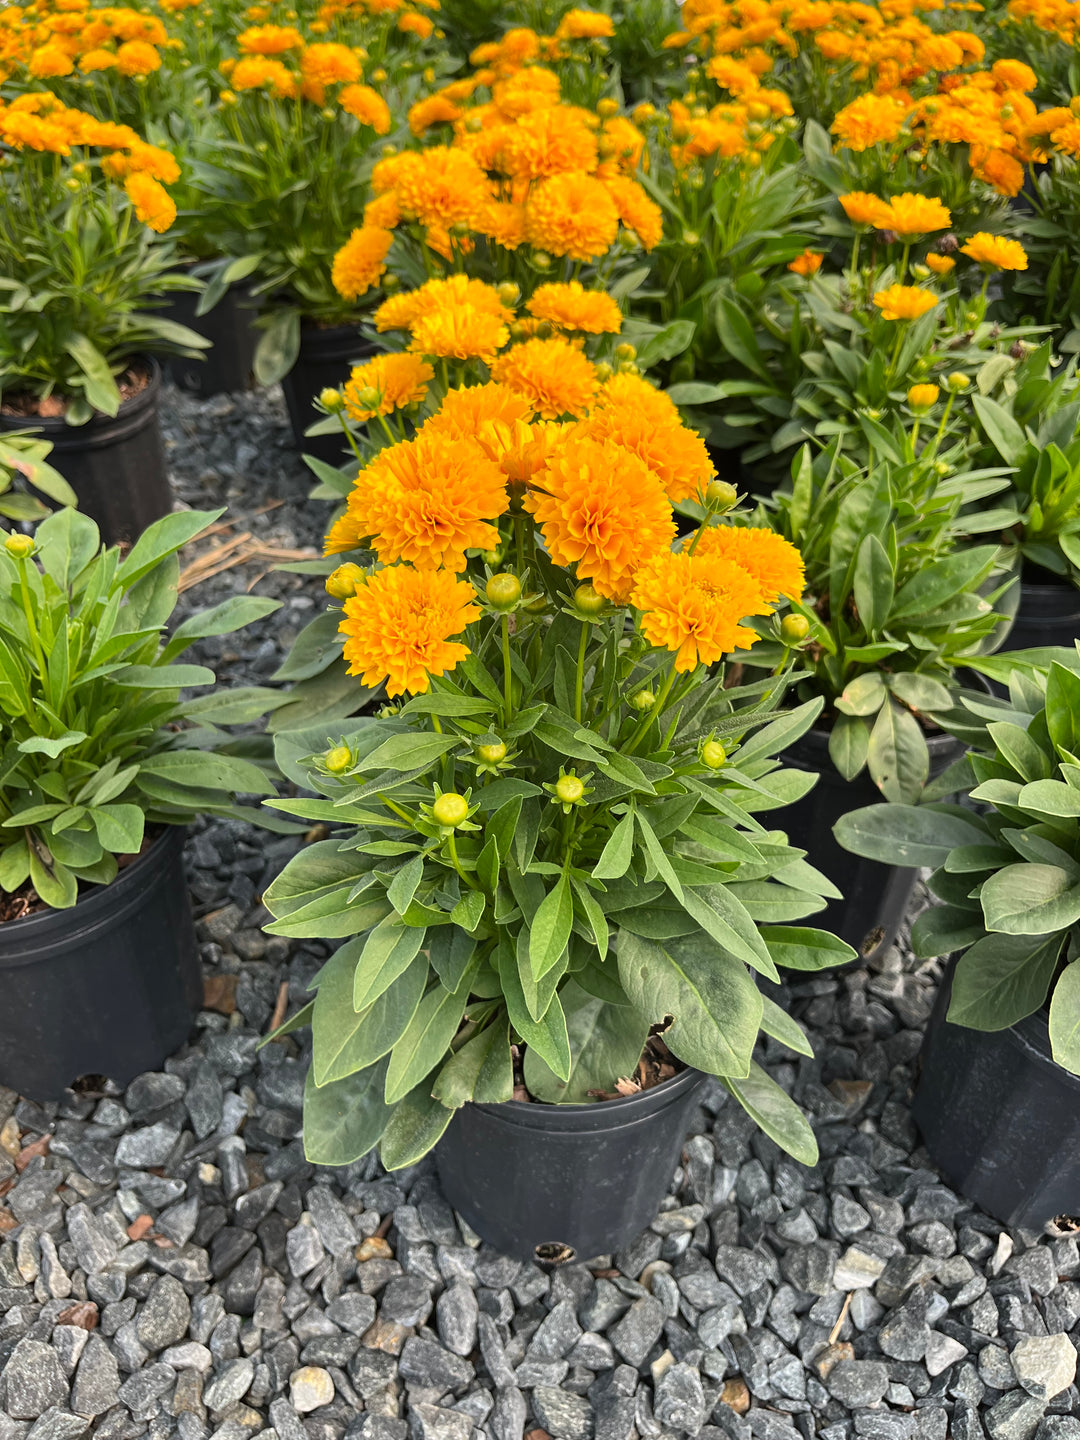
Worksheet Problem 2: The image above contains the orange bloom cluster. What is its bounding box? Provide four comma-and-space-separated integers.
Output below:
324, 368, 804, 698
0, 1, 178, 86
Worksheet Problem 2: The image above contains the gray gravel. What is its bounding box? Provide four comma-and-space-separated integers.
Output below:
1, 383, 1078, 1440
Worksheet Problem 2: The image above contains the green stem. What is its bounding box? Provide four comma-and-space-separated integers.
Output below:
379, 794, 415, 824
15, 558, 46, 680
447, 831, 480, 890
624, 659, 679, 756
501, 614, 513, 727
574, 621, 588, 724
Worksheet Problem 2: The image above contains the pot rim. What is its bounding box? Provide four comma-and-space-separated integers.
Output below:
466, 1060, 707, 1125
0, 356, 161, 433
0, 823, 183, 950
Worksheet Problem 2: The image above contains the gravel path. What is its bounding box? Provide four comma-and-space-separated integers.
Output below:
0, 385, 1078, 1440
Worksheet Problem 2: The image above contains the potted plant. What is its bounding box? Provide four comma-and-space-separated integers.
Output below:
0, 95, 207, 543
740, 435, 1009, 961
834, 658, 1080, 1228
0, 506, 289, 1102
262, 370, 855, 1261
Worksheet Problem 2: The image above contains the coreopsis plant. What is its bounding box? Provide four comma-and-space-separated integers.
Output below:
262, 375, 855, 1170
746, 439, 1009, 800
0, 93, 204, 421
0, 508, 289, 911
188, 7, 442, 383
835, 659, 1080, 1074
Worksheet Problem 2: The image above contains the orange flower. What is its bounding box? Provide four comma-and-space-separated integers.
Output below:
831, 93, 908, 151
555, 8, 615, 39
839, 192, 891, 228
326, 432, 508, 571
880, 193, 951, 237
331, 227, 393, 301
398, 10, 433, 37
491, 337, 599, 419
907, 384, 940, 411
526, 282, 622, 335
124, 172, 176, 233
28, 43, 75, 77
497, 105, 599, 180
343, 352, 433, 421
476, 200, 527, 250
237, 23, 303, 53
231, 55, 298, 98
409, 306, 509, 366
423, 383, 534, 437
525, 171, 620, 261
926, 253, 955, 275
300, 42, 361, 103
631, 550, 766, 670
693, 525, 805, 605
872, 285, 939, 321
340, 83, 391, 133
594, 372, 680, 426
408, 94, 463, 135
787, 249, 823, 276
960, 232, 1028, 271
115, 39, 162, 75
603, 175, 664, 250
339, 565, 481, 697
581, 408, 715, 505
527, 436, 675, 601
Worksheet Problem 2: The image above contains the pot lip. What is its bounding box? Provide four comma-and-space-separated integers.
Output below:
0, 823, 182, 948
466, 1060, 707, 1123
0, 356, 161, 432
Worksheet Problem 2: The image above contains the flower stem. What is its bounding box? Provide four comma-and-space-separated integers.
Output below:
501, 613, 513, 726
447, 831, 480, 890
574, 621, 589, 723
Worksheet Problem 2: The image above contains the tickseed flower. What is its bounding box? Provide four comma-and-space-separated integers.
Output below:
580, 405, 714, 505
787, 249, 824, 277
960, 233, 1028, 271
831, 93, 908, 152
325, 562, 366, 599
908, 384, 940, 412
839, 192, 890, 228
331, 226, 393, 301
526, 282, 622, 335
880, 193, 951, 237
423, 383, 533, 437
603, 175, 664, 250
339, 565, 481, 696
123, 172, 175, 232
632, 550, 767, 671
339, 84, 391, 133
343, 353, 433, 421
409, 305, 509, 366
926, 253, 955, 275
491, 337, 599, 419
527, 437, 674, 602
693, 525, 805, 606
525, 171, 620, 261
872, 285, 939, 321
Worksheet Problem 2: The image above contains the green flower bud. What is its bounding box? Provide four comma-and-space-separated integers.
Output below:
573, 583, 607, 615
555, 774, 585, 804
705, 480, 738, 511
4, 533, 34, 559
486, 572, 521, 610
432, 792, 469, 827
476, 740, 507, 765
324, 744, 353, 774
325, 562, 365, 600
780, 614, 810, 644
701, 739, 727, 770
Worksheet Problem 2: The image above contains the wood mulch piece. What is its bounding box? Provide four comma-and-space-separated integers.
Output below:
202, 973, 238, 1015
56, 1302, 99, 1331
177, 508, 317, 594
1, 366, 150, 419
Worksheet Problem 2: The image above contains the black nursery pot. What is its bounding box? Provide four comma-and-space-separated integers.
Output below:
162, 285, 259, 397
912, 956, 1080, 1229
436, 1068, 708, 1262
999, 568, 1080, 654
780, 725, 962, 964
0, 357, 171, 547
280, 322, 377, 464
0, 827, 201, 1103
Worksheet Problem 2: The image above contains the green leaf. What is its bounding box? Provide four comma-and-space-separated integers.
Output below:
835, 672, 886, 718
675, 883, 779, 981
1046, 661, 1080, 759
164, 596, 282, 659
987, 722, 1052, 782
312, 942, 427, 1085
759, 993, 813, 1056
432, 1022, 514, 1108
1049, 959, 1080, 1074
379, 1084, 455, 1170
949, 932, 1062, 1030
28, 849, 77, 909
529, 869, 574, 979
400, 693, 496, 719
973, 393, 1027, 464
356, 733, 459, 774
384, 968, 477, 1105
1017, 779, 1080, 818
303, 1060, 392, 1166
522, 980, 649, 1103
867, 700, 930, 803
635, 318, 696, 368
451, 889, 486, 932
184, 687, 293, 725
66, 333, 120, 416
271, 611, 344, 682
17, 731, 87, 758
888, 673, 953, 714
387, 854, 425, 916
571, 876, 609, 961
593, 809, 635, 880
828, 713, 870, 781
981, 863, 1080, 934
891, 547, 999, 620
723, 1062, 818, 1166
760, 925, 856, 971
852, 534, 894, 636
139, 751, 276, 796
255, 307, 301, 386
910, 904, 985, 958
497, 939, 571, 1079
351, 918, 427, 1011
427, 927, 477, 992
833, 802, 986, 866
90, 804, 144, 854
117, 509, 223, 588
617, 930, 762, 1078
114, 664, 215, 689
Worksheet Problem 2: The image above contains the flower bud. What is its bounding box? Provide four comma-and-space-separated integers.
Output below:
476, 740, 507, 765
555, 774, 585, 804
573, 583, 606, 615
682, 229, 700, 247
432, 792, 469, 827
615, 343, 637, 361
486, 572, 521, 610
701, 740, 726, 770
907, 383, 939, 412
629, 688, 655, 711
323, 744, 353, 773
372, 67, 387, 81
496, 281, 520, 307
319, 387, 345, 411
947, 371, 971, 391
532, 251, 552, 270
3, 533, 34, 558
705, 479, 738, 511
632, 102, 656, 124
597, 97, 619, 118
780, 613, 810, 644
356, 385, 382, 411
326, 562, 365, 600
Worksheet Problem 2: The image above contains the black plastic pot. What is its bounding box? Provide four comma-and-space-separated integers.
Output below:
0, 358, 171, 547
0, 827, 200, 1102
436, 1067, 708, 1261
999, 570, 1080, 654
780, 724, 963, 964
162, 285, 259, 397
280, 322, 377, 464
913, 956, 1080, 1229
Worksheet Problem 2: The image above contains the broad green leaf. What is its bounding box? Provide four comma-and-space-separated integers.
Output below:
90, 804, 144, 854
987, 722, 1052, 783
522, 980, 649, 1104
356, 733, 460, 774
867, 699, 929, 803
66, 333, 120, 415
835, 672, 887, 718
387, 854, 425, 916
384, 966, 477, 1104
972, 393, 1026, 464
497, 939, 570, 1079
427, 927, 477, 992
758, 993, 813, 1056
352, 918, 427, 1011
677, 884, 779, 980
313, 944, 428, 1086
981, 863, 1080, 935
529, 869, 574, 979
17, 732, 87, 759
888, 672, 953, 714
828, 713, 869, 781
760, 925, 856, 971
833, 803, 987, 867
379, 1084, 455, 1170
1049, 959, 1080, 1074
303, 1060, 391, 1166
593, 809, 635, 880
1017, 779, 1080, 818
1046, 660, 1080, 760
891, 546, 999, 620
949, 932, 1062, 1030
139, 751, 276, 796
117, 509, 223, 588
114, 664, 215, 689
432, 1022, 514, 1108
852, 534, 894, 636
617, 930, 762, 1077
723, 1062, 818, 1166
910, 903, 985, 958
